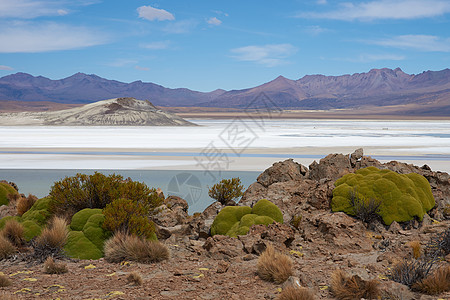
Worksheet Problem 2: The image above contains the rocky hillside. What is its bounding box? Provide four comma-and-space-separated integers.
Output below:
0, 150, 449, 299
0, 97, 195, 126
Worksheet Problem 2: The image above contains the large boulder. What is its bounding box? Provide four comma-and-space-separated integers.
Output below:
257, 159, 308, 187
308, 153, 352, 181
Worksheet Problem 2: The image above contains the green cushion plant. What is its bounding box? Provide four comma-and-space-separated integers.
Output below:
331, 167, 435, 225
211, 199, 283, 237
64, 208, 111, 260
0, 182, 18, 206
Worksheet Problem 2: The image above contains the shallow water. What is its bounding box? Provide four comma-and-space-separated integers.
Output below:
0, 169, 259, 214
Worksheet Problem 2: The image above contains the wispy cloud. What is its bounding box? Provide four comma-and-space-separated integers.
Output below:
163, 20, 198, 34
0, 22, 108, 53
304, 25, 329, 36
343, 53, 406, 63
316, 0, 327, 4
0, 65, 14, 71
137, 5, 174, 21
141, 41, 170, 50
135, 66, 149, 71
231, 44, 297, 67
371, 35, 450, 52
299, 0, 450, 21
107, 59, 137, 67
0, 0, 97, 19
207, 17, 222, 26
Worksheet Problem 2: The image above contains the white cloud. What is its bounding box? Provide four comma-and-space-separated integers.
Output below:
135, 66, 149, 71
207, 17, 222, 26
141, 41, 170, 50
317, 0, 327, 4
137, 5, 174, 21
0, 22, 108, 53
371, 35, 450, 52
300, 0, 450, 21
0, 0, 95, 19
0, 65, 14, 71
231, 44, 297, 67
163, 20, 198, 34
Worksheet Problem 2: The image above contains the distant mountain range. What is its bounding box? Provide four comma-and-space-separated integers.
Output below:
0, 68, 449, 115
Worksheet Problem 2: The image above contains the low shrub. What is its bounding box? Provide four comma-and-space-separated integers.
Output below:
425, 228, 450, 261
290, 215, 302, 230
0, 273, 12, 287
127, 272, 143, 286
0, 235, 16, 259
348, 189, 381, 224
33, 216, 68, 260
331, 270, 380, 300
257, 245, 293, 284
389, 259, 432, 288
413, 265, 450, 295
17, 194, 38, 216
104, 231, 169, 264
1, 219, 25, 246
49, 172, 162, 217
103, 198, 155, 239
43, 257, 68, 274
208, 177, 244, 205
277, 285, 315, 300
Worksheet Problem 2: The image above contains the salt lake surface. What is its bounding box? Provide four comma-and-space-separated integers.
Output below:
1, 119, 449, 212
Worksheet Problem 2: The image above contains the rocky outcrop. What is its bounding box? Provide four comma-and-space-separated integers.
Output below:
240, 148, 450, 222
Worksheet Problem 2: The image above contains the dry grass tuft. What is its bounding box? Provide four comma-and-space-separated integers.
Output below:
257, 245, 293, 284
331, 270, 380, 300
413, 265, 450, 295
127, 271, 143, 286
277, 285, 315, 300
35, 216, 69, 249
17, 194, 37, 216
0, 273, 12, 287
1, 219, 24, 246
43, 257, 68, 274
104, 231, 169, 264
0, 235, 17, 259
408, 241, 422, 259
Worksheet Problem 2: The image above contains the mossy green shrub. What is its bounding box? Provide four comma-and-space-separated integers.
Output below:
211, 199, 283, 237
0, 197, 52, 241
64, 208, 111, 260
332, 167, 435, 225
0, 182, 18, 206
70, 208, 102, 231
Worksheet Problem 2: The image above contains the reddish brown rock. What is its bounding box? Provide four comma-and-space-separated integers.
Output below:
203, 235, 244, 259
256, 158, 308, 188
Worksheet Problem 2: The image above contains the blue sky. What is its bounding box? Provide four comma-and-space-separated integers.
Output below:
0, 0, 449, 91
